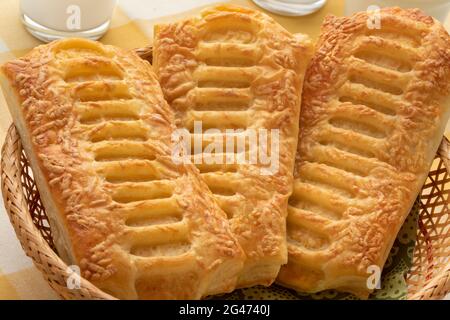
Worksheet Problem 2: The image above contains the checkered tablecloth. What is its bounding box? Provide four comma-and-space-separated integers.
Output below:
0, 0, 448, 300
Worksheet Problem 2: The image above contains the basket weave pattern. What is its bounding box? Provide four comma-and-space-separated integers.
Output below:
1, 124, 449, 300
407, 138, 450, 299
1, 126, 113, 300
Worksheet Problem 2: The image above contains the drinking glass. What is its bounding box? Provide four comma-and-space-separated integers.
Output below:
252, 0, 327, 16
20, 0, 117, 42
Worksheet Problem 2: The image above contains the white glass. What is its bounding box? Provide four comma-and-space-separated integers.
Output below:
20, 0, 117, 42
345, 0, 450, 23
252, 0, 327, 16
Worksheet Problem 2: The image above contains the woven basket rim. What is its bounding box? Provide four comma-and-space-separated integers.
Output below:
1, 123, 450, 300
1, 125, 115, 300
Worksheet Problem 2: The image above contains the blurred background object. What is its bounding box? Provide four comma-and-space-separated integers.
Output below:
252, 0, 327, 16
20, 0, 117, 42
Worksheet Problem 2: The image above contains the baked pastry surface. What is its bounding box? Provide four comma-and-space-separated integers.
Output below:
0, 38, 245, 299
278, 8, 450, 297
153, 5, 313, 287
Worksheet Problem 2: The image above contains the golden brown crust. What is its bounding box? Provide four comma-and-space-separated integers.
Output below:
153, 5, 313, 287
278, 7, 450, 298
0, 38, 245, 299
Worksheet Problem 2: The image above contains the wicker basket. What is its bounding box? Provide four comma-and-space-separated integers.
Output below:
2, 128, 450, 300
0, 46, 449, 300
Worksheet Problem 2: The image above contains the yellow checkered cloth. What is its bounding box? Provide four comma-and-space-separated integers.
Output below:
0, 0, 447, 300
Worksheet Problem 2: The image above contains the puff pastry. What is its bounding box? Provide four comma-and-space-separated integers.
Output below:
0, 38, 245, 299
278, 8, 450, 297
153, 5, 313, 287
